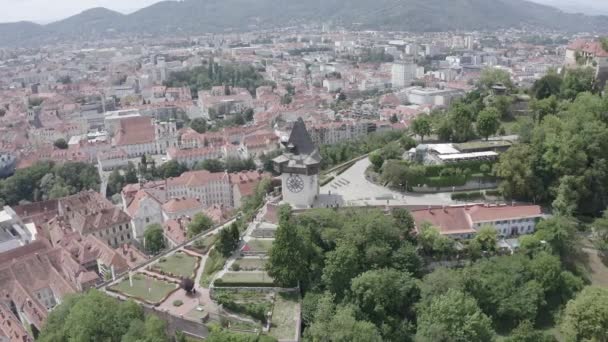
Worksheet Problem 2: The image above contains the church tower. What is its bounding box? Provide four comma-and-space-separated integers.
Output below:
273, 118, 321, 208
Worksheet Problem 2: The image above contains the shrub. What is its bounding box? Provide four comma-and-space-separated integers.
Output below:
173, 300, 183, 307
214, 293, 272, 323
214, 279, 276, 288
231, 263, 241, 271
159, 257, 167, 263
425, 175, 468, 188
451, 191, 485, 201
485, 189, 502, 197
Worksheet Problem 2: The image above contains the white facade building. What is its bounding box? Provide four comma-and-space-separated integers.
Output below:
392, 58, 418, 89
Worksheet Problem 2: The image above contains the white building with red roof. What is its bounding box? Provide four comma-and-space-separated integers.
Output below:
565, 39, 608, 68
113, 117, 178, 157
411, 204, 544, 239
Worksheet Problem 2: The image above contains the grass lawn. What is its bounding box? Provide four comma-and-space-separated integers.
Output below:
200, 249, 227, 288
244, 239, 274, 253
269, 292, 299, 340
232, 258, 268, 271
110, 274, 176, 304
217, 272, 274, 285
151, 252, 199, 279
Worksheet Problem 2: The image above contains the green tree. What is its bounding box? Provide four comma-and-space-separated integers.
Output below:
411, 115, 432, 142
125, 162, 139, 184
369, 151, 385, 171
435, 117, 453, 142
391, 242, 424, 277
54, 138, 68, 149
476, 107, 501, 140
144, 224, 165, 254
107, 169, 125, 197
532, 72, 563, 100
519, 234, 544, 256
464, 255, 545, 328
234, 112, 246, 125
490, 95, 513, 120
494, 144, 543, 200
216, 227, 237, 257
561, 67, 596, 100
267, 209, 309, 287
389, 113, 399, 124
505, 320, 555, 342
190, 118, 207, 133
244, 108, 255, 122
419, 268, 465, 305
474, 225, 498, 252
230, 222, 240, 242
534, 216, 578, 260
305, 293, 382, 342
416, 289, 495, 342
321, 243, 362, 298
399, 134, 417, 149
38, 290, 167, 342
349, 269, 419, 329
196, 159, 225, 172
449, 102, 476, 142
529, 95, 559, 123
391, 207, 415, 237
418, 225, 455, 258
158, 160, 188, 178
560, 287, 608, 342
479, 68, 513, 91
187, 213, 214, 238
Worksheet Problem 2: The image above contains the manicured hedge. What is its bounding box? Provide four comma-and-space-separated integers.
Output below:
425, 175, 468, 188
214, 279, 276, 288
485, 189, 502, 197
451, 191, 485, 201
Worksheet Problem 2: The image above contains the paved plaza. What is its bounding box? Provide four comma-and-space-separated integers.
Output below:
319, 157, 455, 207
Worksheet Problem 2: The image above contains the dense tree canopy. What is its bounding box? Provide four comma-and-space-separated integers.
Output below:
0, 161, 100, 205
164, 62, 274, 97
560, 286, 608, 342
493, 90, 608, 215
38, 290, 168, 342
416, 289, 495, 342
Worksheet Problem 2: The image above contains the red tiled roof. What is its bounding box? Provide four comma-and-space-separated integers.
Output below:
163, 218, 189, 246
411, 207, 474, 235
114, 117, 155, 146
567, 39, 608, 57
467, 205, 542, 223
167, 170, 228, 188
162, 197, 203, 214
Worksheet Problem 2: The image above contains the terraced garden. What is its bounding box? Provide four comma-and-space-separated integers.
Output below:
109, 274, 177, 304
150, 252, 200, 279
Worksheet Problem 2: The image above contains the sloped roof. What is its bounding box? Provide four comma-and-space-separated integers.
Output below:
288, 117, 316, 156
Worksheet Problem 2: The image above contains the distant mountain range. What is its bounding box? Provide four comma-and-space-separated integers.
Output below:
1, 0, 607, 47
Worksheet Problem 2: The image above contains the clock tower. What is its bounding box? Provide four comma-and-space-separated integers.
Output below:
273, 118, 322, 208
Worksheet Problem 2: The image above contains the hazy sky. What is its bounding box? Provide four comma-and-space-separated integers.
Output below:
0, 0, 164, 23
0, 0, 607, 24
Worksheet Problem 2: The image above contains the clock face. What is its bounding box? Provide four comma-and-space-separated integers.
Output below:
286, 175, 305, 193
